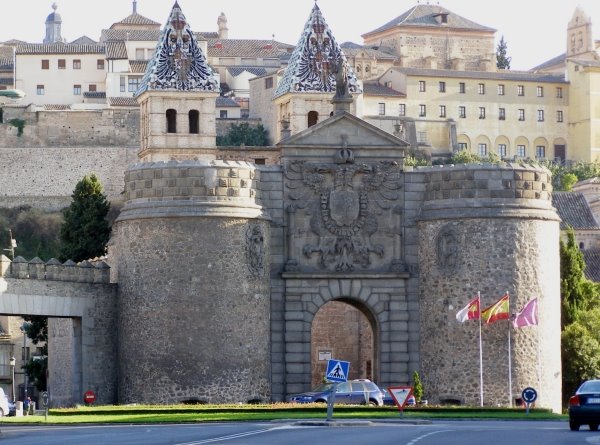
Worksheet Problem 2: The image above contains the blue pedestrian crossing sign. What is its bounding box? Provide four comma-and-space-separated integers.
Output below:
325, 359, 350, 382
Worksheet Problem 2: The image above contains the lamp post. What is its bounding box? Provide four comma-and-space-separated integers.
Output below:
9, 356, 15, 403
20, 322, 29, 401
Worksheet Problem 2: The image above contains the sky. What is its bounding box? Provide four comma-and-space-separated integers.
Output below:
1, 0, 599, 71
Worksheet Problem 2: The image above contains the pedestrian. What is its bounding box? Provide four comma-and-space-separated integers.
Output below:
23, 396, 31, 415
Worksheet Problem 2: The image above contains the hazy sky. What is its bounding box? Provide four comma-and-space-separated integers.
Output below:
1, 0, 599, 71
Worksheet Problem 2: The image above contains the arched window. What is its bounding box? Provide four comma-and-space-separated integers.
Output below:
308, 111, 318, 127
189, 110, 199, 134
166, 109, 177, 133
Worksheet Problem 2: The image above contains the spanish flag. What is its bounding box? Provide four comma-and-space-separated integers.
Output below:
481, 293, 510, 324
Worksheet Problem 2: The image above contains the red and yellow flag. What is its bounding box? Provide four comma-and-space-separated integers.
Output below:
481, 294, 510, 324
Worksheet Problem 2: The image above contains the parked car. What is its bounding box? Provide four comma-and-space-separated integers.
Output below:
381, 388, 416, 407
568, 379, 600, 431
0, 388, 9, 417
288, 379, 384, 406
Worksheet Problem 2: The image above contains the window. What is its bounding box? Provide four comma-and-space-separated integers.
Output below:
478, 83, 485, 94
478, 143, 487, 156
537, 109, 544, 122
135, 48, 145, 60
459, 82, 465, 93
479, 107, 486, 119
556, 87, 563, 98
536, 86, 544, 97
557, 110, 564, 122
89, 84, 97, 92
458, 142, 467, 151
517, 85, 524, 96
219, 110, 228, 118
497, 84, 505, 95
398, 103, 406, 117
419, 104, 426, 117
58, 59, 66, 69
518, 109, 525, 121
499, 107, 506, 120
419, 81, 426, 92
439, 81, 446, 92
459, 106, 466, 118
517, 145, 526, 157
73, 84, 81, 95
128, 77, 141, 92
36, 84, 44, 95
307, 110, 319, 127
166, 109, 177, 133
439, 105, 446, 118
378, 103, 386, 115
265, 77, 273, 89
97, 59, 105, 70
73, 59, 81, 69
535, 145, 546, 158
498, 144, 507, 157
41, 59, 49, 69
189, 110, 199, 133
120, 76, 126, 93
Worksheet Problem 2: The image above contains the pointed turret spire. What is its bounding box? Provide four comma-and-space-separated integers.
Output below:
273, 3, 360, 99
136, 1, 219, 95
133, 0, 137, 14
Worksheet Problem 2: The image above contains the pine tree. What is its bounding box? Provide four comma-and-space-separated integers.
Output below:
59, 174, 111, 262
496, 35, 511, 70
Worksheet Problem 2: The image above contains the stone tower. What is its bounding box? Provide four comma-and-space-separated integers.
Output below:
44, 3, 66, 44
217, 12, 229, 40
113, 2, 271, 404
567, 7, 594, 58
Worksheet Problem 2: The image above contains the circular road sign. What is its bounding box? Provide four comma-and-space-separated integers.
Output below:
84, 390, 96, 405
522, 387, 537, 404
41, 391, 49, 407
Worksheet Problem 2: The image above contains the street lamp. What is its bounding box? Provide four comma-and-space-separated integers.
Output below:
20, 322, 29, 401
9, 356, 15, 403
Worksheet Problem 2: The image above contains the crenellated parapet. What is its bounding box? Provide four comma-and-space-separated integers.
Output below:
0, 255, 111, 284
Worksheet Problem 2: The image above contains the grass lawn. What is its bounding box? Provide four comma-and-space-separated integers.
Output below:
0, 403, 567, 424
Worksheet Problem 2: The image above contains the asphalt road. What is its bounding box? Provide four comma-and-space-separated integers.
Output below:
0, 419, 596, 445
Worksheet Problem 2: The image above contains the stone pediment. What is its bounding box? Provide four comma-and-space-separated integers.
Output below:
279, 112, 408, 149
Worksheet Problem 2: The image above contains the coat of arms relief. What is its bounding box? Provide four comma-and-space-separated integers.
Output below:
284, 142, 404, 273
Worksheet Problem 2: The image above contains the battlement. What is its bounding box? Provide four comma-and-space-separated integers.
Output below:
0, 255, 111, 284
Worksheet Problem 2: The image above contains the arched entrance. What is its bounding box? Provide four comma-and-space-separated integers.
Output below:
310, 299, 376, 387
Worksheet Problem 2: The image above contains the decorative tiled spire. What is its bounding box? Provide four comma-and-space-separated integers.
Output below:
136, 1, 219, 96
273, 3, 360, 99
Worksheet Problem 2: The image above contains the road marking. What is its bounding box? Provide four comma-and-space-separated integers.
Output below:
406, 430, 455, 445
175, 427, 274, 445
586, 436, 600, 444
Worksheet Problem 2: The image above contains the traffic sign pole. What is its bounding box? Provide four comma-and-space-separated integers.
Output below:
326, 382, 338, 421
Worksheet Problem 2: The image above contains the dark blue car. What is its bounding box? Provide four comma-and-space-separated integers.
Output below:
289, 379, 384, 406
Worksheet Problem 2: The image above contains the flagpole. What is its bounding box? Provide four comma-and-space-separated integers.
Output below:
478, 291, 483, 407
507, 291, 513, 407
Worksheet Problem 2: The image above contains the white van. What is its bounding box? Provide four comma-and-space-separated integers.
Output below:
0, 387, 9, 416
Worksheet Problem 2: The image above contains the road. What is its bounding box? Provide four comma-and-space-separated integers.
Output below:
0, 420, 597, 445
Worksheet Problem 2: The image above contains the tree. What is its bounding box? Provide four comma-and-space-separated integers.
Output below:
496, 35, 511, 69
22, 316, 48, 392
412, 370, 424, 402
59, 174, 111, 262
216, 123, 269, 146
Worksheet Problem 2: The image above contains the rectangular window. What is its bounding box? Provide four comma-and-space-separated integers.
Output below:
459, 82, 465, 94
41, 59, 49, 70
497, 84, 505, 95
498, 144, 507, 157
120, 76, 126, 93
128, 77, 141, 92
398, 103, 406, 117
537, 109, 544, 122
517, 145, 526, 157
518, 109, 525, 121
536, 145, 546, 158
419, 80, 426, 92
439, 105, 446, 118
73, 59, 81, 69
73, 84, 81, 95
458, 142, 467, 151
220, 110, 228, 118
57, 59, 66, 69
97, 59, 105, 70
135, 48, 145, 60
479, 107, 486, 119
89, 84, 97, 92
378, 103, 386, 115
478, 143, 487, 156
459, 106, 466, 118
419, 104, 426, 117
265, 77, 273, 89
517, 85, 524, 96
36, 84, 44, 95
478, 83, 485, 94
537, 86, 544, 97
556, 87, 563, 98
439, 81, 446, 92
557, 110, 564, 122
499, 107, 506, 120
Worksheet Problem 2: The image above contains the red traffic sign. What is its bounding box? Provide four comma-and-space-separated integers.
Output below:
84, 390, 96, 404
